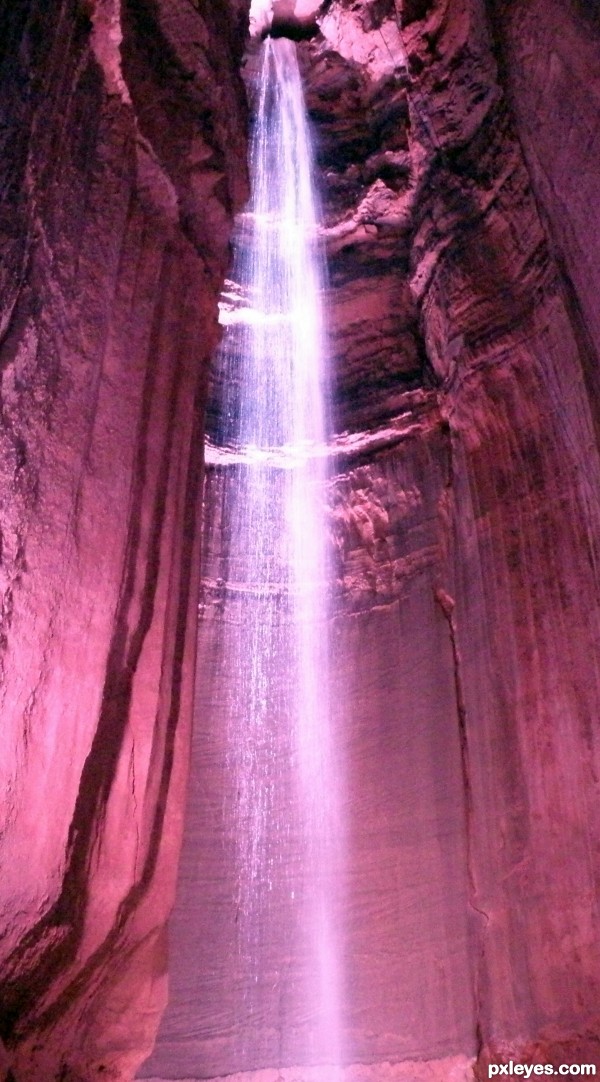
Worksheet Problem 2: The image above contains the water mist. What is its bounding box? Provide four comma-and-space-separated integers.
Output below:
208, 36, 344, 1075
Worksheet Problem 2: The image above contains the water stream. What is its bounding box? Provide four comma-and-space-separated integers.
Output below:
208, 36, 344, 1073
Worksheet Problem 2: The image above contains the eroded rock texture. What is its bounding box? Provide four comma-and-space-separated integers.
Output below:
3, 0, 600, 1079
326, 0, 600, 1068
143, 0, 600, 1079
322, 0, 600, 1067
0, 1, 247, 1079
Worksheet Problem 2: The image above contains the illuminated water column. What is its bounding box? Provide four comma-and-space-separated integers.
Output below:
207, 35, 344, 1073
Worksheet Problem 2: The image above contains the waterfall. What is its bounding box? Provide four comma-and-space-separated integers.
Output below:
206, 35, 344, 1074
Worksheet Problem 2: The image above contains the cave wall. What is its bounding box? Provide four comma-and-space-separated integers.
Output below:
143, 405, 477, 1080
488, 0, 600, 400
0, 2, 247, 1079
327, 0, 600, 1054
399, 0, 600, 1063
2, 0, 600, 1079
332, 0, 600, 1065
147, 0, 600, 1076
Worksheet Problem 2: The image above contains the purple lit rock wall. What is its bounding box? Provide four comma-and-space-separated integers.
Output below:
146, 0, 600, 1076
1, 0, 600, 1079
0, 1, 247, 1078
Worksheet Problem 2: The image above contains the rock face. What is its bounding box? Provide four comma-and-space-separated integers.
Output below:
488, 0, 600, 385
144, 0, 600, 1079
321, 0, 600, 1067
0, 1, 247, 1079
2, 0, 600, 1080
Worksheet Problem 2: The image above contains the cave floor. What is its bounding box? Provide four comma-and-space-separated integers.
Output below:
143, 1054, 475, 1082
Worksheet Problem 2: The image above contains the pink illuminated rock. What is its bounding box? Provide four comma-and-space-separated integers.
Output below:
144, 1056, 475, 1082
0, 1, 247, 1079
2, 0, 600, 1078
147, 0, 600, 1078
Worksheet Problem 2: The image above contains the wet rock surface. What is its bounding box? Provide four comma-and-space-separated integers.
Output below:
2, 0, 600, 1079
146, 0, 600, 1077
144, 1056, 475, 1082
0, 0, 247, 1079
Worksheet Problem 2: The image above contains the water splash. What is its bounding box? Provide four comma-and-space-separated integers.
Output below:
208, 36, 344, 1073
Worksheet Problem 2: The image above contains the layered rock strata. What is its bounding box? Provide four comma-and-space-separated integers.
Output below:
0, 1, 247, 1079
145, 0, 600, 1078
2, 0, 600, 1079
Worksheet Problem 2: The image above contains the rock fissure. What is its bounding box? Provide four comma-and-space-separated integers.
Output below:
434, 580, 489, 1055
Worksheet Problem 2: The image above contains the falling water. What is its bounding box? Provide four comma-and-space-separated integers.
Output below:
207, 35, 343, 1074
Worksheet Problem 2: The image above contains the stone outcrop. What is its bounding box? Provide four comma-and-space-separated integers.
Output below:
0, 1, 247, 1079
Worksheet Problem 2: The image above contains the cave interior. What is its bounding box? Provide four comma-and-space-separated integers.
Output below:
0, 0, 600, 1080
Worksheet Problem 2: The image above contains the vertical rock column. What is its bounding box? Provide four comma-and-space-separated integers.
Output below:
0, 1, 247, 1079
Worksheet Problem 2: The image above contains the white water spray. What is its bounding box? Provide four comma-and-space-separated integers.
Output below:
209, 36, 344, 1074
